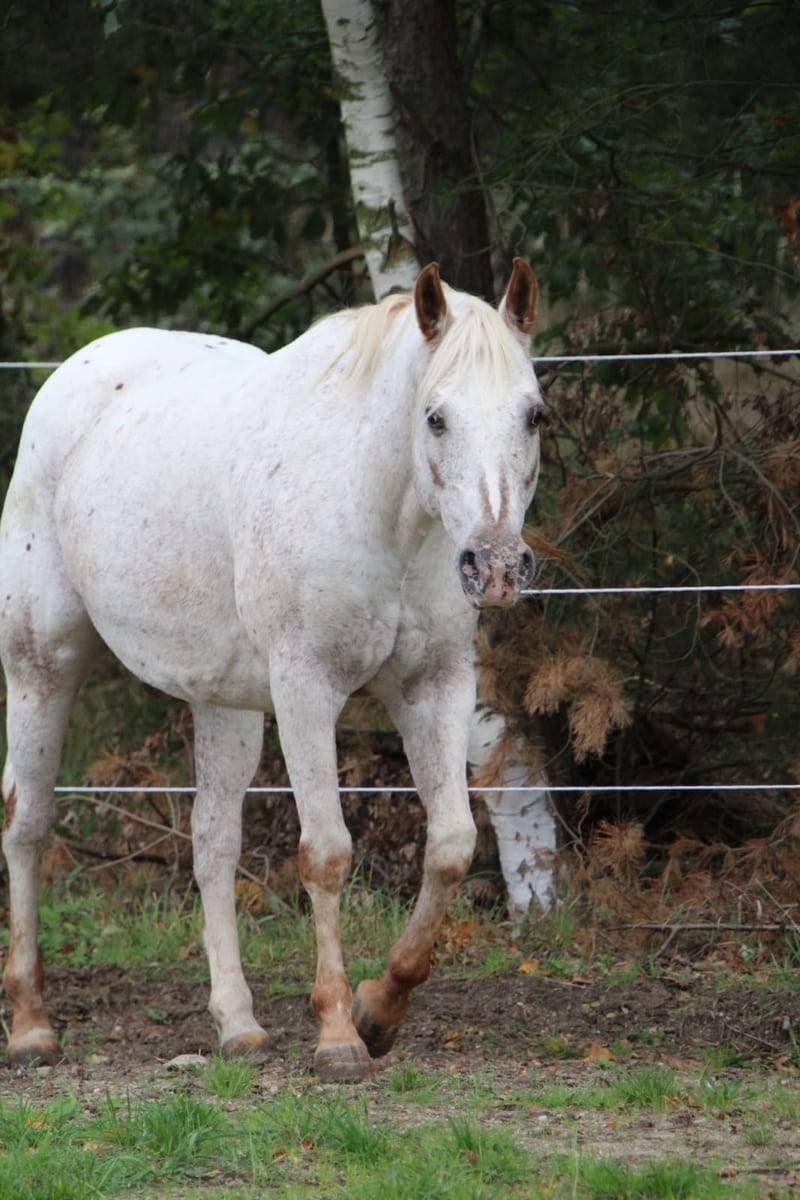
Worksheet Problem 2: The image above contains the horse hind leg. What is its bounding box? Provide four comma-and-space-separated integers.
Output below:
2, 638, 96, 1065
190, 704, 270, 1061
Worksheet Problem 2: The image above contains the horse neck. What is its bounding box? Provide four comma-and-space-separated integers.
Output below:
270, 310, 438, 555
336, 313, 435, 553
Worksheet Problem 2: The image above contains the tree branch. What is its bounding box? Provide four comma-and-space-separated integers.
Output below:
236, 247, 366, 340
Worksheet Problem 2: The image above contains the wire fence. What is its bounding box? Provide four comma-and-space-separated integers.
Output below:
52, 783, 800, 797
4, 345, 799, 800
1, 347, 797, 370
523, 583, 800, 597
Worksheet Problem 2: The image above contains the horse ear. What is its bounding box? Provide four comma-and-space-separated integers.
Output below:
414, 262, 448, 342
499, 258, 538, 339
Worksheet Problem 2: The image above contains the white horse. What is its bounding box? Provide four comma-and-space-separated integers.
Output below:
0, 260, 543, 1082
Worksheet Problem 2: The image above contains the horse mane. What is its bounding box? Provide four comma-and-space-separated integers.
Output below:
320, 292, 413, 389
417, 298, 519, 415
319, 285, 518, 407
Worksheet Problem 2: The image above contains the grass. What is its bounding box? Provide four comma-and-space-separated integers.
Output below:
34, 888, 206, 971
533, 1064, 684, 1113
203, 1057, 258, 1100
552, 1154, 764, 1200
0, 1078, 790, 1200
0, 878, 527, 984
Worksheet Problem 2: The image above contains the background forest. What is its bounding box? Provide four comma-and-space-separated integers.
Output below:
1, 0, 800, 920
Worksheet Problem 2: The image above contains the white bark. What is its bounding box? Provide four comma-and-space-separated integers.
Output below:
320, 0, 418, 297
468, 706, 557, 919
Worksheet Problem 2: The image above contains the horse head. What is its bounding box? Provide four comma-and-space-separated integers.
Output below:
412, 258, 543, 609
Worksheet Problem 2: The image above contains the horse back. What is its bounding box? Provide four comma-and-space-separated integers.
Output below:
8, 329, 269, 497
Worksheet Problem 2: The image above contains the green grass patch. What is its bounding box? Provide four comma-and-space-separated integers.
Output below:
0, 1093, 233, 1199
534, 1065, 682, 1113
4, 875, 523, 988
34, 887, 205, 970
202, 1057, 258, 1100
0, 1054, 796, 1199
550, 1154, 763, 1199
380, 1063, 445, 1101
96, 1092, 227, 1175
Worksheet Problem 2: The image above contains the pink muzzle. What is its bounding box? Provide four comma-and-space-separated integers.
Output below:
457, 537, 535, 608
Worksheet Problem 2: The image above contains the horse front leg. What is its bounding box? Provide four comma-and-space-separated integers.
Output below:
271, 665, 372, 1082
353, 673, 477, 1058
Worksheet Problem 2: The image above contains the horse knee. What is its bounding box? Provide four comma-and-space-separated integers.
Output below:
2, 783, 55, 852
192, 825, 241, 891
427, 818, 476, 888
298, 827, 353, 896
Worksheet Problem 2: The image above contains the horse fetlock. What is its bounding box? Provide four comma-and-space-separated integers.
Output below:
208, 979, 262, 1037
310, 979, 354, 1026
352, 976, 408, 1058
7, 1025, 61, 1067
220, 1028, 271, 1063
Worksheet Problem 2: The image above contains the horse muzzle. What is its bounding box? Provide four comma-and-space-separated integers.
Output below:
457, 539, 535, 609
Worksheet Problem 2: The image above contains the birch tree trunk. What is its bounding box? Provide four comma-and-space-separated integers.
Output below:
321, 0, 555, 916
467, 705, 556, 918
320, 0, 418, 297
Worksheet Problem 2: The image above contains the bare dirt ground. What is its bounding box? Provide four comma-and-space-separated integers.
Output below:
2, 962, 799, 1184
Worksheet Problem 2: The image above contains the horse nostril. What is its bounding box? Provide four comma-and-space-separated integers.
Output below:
458, 549, 479, 582
518, 546, 535, 585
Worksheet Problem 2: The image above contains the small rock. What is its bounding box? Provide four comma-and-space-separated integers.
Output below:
164, 1053, 209, 1072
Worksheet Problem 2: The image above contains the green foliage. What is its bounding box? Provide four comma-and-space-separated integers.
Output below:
0, 0, 361, 390
475, 1, 799, 351
472, 12, 799, 837
3, 1, 796, 362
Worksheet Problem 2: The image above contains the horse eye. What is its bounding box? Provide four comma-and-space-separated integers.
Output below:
427, 410, 446, 436
527, 404, 545, 431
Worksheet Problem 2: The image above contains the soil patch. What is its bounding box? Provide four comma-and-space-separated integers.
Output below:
1, 960, 797, 1082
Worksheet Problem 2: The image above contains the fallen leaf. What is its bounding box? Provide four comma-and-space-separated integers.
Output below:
234, 878, 270, 914
583, 1042, 615, 1064
519, 959, 540, 975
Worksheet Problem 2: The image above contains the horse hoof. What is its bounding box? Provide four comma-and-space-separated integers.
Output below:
314, 1041, 373, 1083
8, 1030, 62, 1068
351, 987, 401, 1059
220, 1030, 270, 1063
